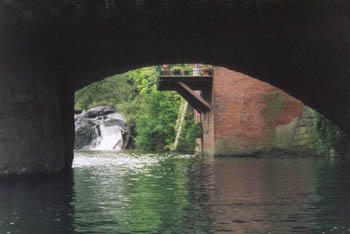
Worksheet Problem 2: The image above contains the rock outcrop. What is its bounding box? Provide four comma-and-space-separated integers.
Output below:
75, 106, 127, 150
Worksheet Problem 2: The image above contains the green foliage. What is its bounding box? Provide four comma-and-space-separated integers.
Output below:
185, 121, 202, 149
170, 65, 184, 73
176, 107, 202, 151
128, 66, 159, 96
75, 66, 182, 151
129, 67, 181, 150
75, 73, 138, 110
168, 64, 196, 74
135, 91, 181, 151
314, 112, 340, 156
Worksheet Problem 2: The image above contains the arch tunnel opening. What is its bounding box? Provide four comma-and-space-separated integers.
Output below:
1, 1, 350, 233
1, 0, 350, 178
73, 64, 346, 161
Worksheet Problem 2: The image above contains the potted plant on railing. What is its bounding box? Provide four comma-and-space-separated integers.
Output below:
171, 65, 183, 75
193, 64, 201, 76
201, 65, 212, 76
173, 69, 181, 75
184, 67, 192, 76
161, 64, 171, 75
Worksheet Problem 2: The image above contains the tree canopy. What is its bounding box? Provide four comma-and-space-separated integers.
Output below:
75, 66, 182, 151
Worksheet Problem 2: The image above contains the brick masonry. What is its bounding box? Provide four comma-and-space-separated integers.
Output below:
201, 67, 318, 156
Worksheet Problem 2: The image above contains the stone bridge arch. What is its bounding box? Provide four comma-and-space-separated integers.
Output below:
1, 0, 350, 176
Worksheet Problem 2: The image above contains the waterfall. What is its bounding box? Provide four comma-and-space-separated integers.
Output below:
74, 106, 127, 150
94, 123, 124, 150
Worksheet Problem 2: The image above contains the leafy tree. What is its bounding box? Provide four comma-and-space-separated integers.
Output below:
75, 72, 138, 110
75, 66, 183, 151
314, 112, 344, 156
135, 89, 181, 150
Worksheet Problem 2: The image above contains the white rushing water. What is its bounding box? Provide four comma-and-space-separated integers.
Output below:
89, 113, 125, 150
74, 107, 127, 151
93, 125, 124, 150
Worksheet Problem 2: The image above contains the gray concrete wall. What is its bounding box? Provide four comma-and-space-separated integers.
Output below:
0, 51, 73, 177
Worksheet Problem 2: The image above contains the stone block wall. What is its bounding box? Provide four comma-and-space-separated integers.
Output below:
291, 106, 318, 153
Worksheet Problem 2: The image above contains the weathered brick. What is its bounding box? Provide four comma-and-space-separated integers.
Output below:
202, 67, 305, 156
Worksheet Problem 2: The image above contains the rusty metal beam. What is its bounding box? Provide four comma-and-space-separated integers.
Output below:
175, 82, 211, 113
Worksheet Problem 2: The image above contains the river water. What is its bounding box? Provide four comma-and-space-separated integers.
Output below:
1, 151, 350, 234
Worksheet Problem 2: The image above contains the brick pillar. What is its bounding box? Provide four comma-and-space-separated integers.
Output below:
211, 67, 303, 156
201, 79, 215, 156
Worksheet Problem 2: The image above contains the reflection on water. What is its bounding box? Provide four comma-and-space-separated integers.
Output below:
0, 172, 74, 234
1, 151, 350, 233
72, 151, 212, 234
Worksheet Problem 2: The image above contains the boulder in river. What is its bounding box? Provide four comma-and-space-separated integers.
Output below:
74, 106, 128, 150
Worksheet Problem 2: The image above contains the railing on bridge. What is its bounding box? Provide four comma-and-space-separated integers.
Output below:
159, 64, 213, 76
157, 64, 213, 113
158, 64, 213, 90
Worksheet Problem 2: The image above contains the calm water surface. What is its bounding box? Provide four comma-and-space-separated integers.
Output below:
1, 151, 350, 233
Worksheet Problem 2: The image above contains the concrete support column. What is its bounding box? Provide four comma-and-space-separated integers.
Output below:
0, 50, 72, 177
57, 79, 75, 170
